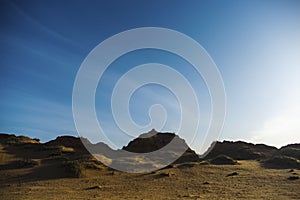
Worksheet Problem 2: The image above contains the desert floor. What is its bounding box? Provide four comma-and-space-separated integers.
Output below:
1, 156, 299, 200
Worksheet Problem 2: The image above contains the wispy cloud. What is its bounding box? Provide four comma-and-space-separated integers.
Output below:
249, 77, 300, 148
0, 89, 76, 142
250, 104, 300, 147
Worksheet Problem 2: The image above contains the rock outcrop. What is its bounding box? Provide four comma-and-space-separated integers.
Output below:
122, 129, 200, 164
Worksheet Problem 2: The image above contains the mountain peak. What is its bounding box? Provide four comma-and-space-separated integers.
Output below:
138, 129, 158, 138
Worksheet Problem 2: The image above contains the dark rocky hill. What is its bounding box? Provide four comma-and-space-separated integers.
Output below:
204, 140, 278, 160
0, 133, 40, 145
45, 136, 91, 154
1, 132, 299, 170
123, 129, 200, 164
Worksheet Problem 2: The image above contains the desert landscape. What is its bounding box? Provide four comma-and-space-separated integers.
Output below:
0, 131, 299, 199
1, 0, 300, 199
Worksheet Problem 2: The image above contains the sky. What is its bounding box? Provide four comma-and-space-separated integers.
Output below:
1, 0, 300, 154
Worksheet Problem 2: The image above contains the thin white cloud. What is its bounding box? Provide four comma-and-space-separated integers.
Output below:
250, 105, 300, 147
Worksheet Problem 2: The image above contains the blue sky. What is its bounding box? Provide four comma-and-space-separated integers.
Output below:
1, 0, 300, 153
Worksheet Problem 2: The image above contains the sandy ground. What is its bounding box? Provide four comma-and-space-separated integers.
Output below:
1, 159, 299, 200
1, 140, 300, 200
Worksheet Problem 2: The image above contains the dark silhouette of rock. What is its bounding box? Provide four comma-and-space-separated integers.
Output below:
262, 156, 300, 169
204, 141, 277, 160
0, 133, 40, 145
278, 144, 300, 160
281, 144, 300, 149
1, 132, 299, 173
45, 136, 91, 154
122, 129, 200, 164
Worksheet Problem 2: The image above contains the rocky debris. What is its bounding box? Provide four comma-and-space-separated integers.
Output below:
85, 185, 102, 190
177, 163, 197, 169
226, 172, 238, 177
287, 175, 299, 180
155, 171, 175, 178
